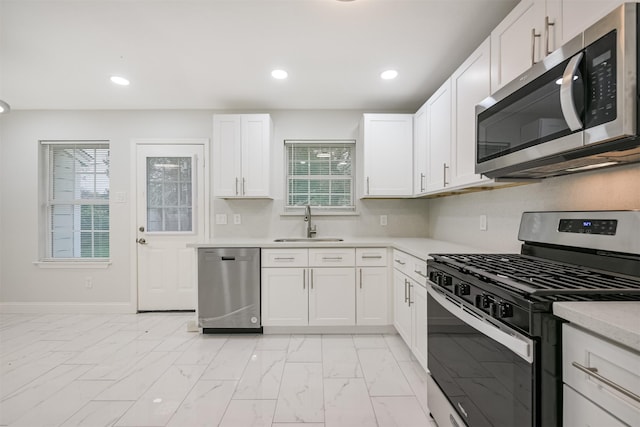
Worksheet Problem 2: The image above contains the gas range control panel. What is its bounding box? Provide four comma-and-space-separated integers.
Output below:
558, 218, 618, 235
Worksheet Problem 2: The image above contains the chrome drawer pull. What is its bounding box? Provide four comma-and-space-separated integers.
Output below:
274, 257, 295, 261
571, 361, 640, 403
414, 270, 427, 278
394, 259, 406, 265
362, 255, 382, 259
322, 256, 343, 261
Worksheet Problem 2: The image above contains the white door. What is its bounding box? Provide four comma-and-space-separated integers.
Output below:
136, 144, 205, 311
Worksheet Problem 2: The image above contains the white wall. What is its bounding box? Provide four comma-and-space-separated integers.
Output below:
427, 163, 640, 252
0, 109, 428, 312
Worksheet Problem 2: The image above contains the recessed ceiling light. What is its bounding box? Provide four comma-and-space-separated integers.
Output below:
110, 75, 130, 86
271, 69, 288, 80
380, 70, 398, 80
0, 100, 10, 114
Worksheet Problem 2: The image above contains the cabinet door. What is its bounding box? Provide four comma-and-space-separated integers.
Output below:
261, 268, 308, 326
425, 79, 452, 193
213, 114, 242, 197
308, 268, 356, 326
362, 114, 413, 197
554, 0, 625, 47
241, 114, 271, 197
491, 0, 545, 93
450, 38, 491, 188
411, 283, 428, 372
393, 271, 412, 346
413, 102, 428, 195
356, 267, 389, 326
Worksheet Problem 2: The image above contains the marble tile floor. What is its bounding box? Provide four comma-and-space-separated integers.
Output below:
0, 312, 438, 427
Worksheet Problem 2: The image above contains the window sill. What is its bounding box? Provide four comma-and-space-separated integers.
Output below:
33, 260, 112, 269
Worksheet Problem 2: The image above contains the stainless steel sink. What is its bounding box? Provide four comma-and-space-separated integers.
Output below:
273, 238, 344, 242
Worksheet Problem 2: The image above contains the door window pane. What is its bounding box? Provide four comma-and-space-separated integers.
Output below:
146, 157, 193, 232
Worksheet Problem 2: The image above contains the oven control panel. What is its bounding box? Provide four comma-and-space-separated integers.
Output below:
558, 218, 617, 235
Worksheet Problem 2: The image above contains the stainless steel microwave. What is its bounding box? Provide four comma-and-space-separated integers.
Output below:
476, 3, 640, 179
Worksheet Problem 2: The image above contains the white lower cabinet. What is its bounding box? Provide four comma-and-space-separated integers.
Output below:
392, 249, 428, 371
562, 324, 640, 427
309, 267, 355, 326
261, 247, 389, 328
261, 267, 308, 326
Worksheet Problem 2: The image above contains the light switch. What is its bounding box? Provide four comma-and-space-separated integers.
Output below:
233, 214, 242, 225
480, 214, 488, 231
380, 215, 388, 226
215, 214, 227, 225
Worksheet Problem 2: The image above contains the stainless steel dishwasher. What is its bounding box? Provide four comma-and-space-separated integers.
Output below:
197, 247, 261, 333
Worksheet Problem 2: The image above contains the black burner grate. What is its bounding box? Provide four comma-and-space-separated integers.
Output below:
432, 254, 640, 296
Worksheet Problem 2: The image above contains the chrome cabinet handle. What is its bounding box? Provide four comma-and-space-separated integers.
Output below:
408, 282, 413, 306
531, 28, 541, 65
322, 257, 343, 261
235, 177, 239, 195
394, 259, 406, 265
545, 16, 555, 55
362, 255, 382, 259
571, 362, 640, 403
242, 177, 246, 195
274, 257, 295, 261
560, 52, 584, 131
310, 269, 314, 290
366, 176, 370, 195
359, 268, 363, 289
303, 268, 306, 290
420, 173, 425, 192
404, 279, 409, 303
443, 163, 449, 186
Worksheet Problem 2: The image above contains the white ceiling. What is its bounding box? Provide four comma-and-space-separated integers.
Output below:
0, 0, 518, 112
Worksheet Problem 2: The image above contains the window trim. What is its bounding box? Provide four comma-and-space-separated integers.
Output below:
40, 140, 111, 262
283, 139, 356, 213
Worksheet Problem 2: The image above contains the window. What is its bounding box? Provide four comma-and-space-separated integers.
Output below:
42, 142, 110, 259
285, 140, 355, 211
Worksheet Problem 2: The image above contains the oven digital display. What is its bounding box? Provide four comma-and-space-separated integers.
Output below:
558, 219, 617, 235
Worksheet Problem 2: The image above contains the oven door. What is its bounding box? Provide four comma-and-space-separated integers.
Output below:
427, 285, 536, 427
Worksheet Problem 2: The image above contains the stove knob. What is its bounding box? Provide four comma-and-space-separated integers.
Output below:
443, 275, 453, 287
454, 283, 470, 296
429, 271, 438, 282
475, 294, 491, 309
498, 302, 513, 319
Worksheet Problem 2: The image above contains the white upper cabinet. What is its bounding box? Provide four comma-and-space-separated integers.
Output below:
450, 38, 491, 188
425, 78, 452, 193
491, 0, 546, 93
361, 114, 414, 197
491, 0, 626, 93
213, 114, 271, 198
552, 0, 625, 46
413, 101, 428, 196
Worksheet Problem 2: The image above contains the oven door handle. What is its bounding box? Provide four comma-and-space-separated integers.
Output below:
428, 285, 533, 364
560, 51, 584, 132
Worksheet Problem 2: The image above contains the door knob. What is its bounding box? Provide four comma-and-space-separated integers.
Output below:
136, 238, 147, 245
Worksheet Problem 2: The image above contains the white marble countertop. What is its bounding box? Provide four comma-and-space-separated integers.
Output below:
187, 237, 488, 261
553, 302, 640, 353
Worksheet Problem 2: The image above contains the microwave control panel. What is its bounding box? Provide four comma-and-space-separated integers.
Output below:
584, 30, 617, 129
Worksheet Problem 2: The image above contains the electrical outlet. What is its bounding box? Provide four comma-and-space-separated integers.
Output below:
233, 214, 242, 225
215, 214, 228, 225
480, 214, 488, 231
380, 215, 388, 226
85, 277, 93, 289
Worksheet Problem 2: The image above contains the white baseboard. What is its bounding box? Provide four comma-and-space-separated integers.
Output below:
0, 302, 136, 314
263, 324, 397, 335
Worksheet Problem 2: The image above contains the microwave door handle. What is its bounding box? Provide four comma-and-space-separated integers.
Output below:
560, 52, 584, 131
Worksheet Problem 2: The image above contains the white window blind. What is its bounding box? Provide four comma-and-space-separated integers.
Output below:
43, 142, 110, 259
285, 140, 355, 210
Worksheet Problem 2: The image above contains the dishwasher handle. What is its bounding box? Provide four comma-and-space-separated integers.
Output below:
221, 256, 236, 261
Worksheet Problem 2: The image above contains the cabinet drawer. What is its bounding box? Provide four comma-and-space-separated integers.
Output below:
563, 385, 628, 427
356, 248, 388, 267
309, 248, 355, 267
262, 249, 308, 267
563, 324, 640, 427
392, 250, 410, 275
407, 255, 427, 286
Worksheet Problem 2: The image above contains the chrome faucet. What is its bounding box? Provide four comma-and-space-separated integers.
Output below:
304, 205, 317, 238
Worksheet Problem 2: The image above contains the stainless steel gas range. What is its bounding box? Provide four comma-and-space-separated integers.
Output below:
426, 211, 640, 427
